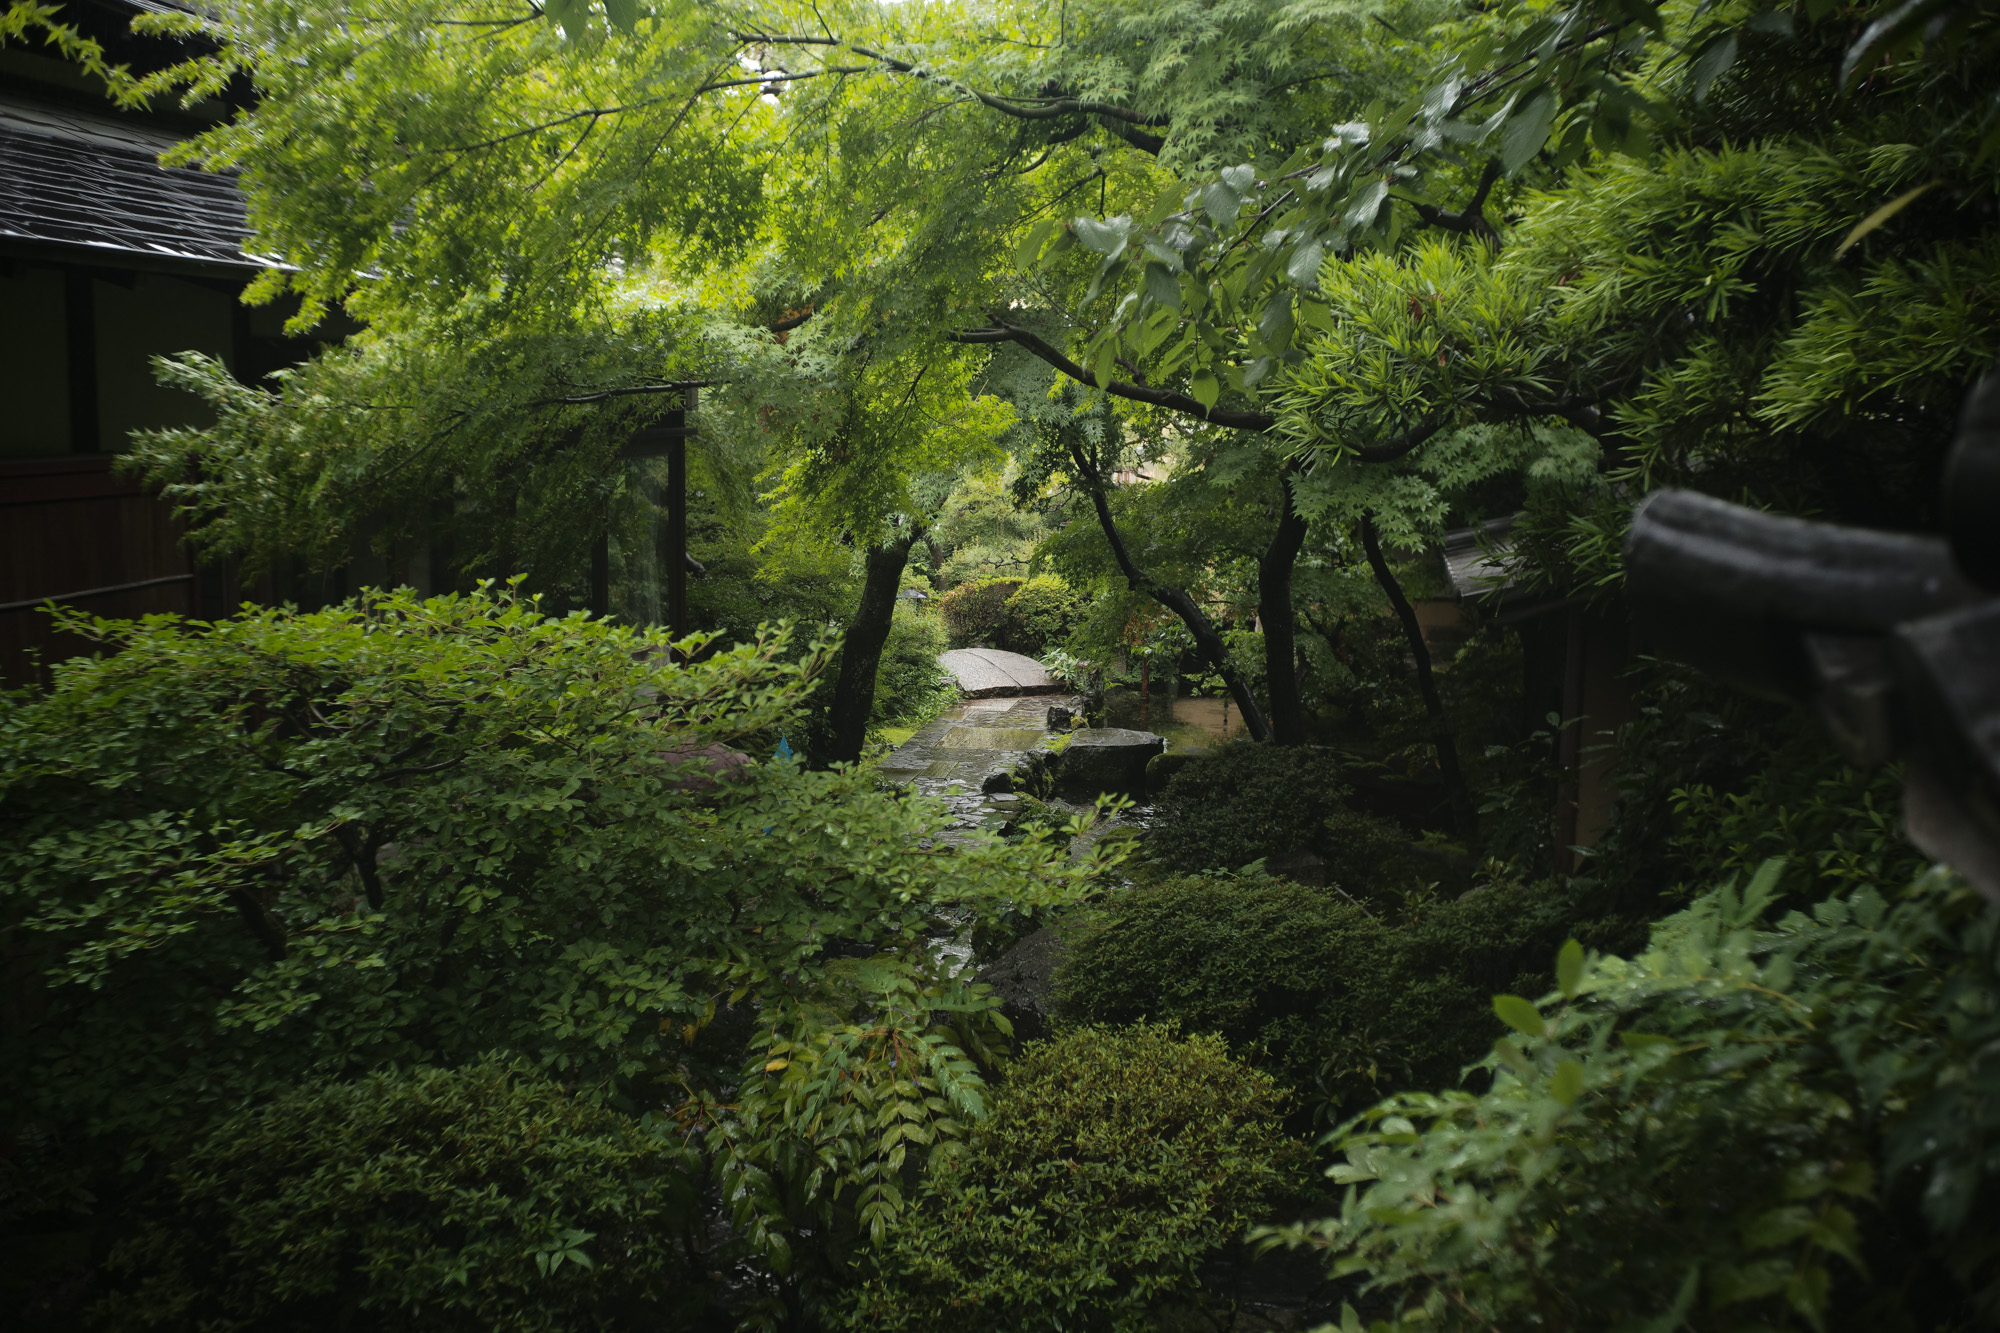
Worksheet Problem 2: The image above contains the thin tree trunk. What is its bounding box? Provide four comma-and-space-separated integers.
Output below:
824, 527, 919, 767
1257, 466, 1311, 745
1067, 443, 1272, 742
1359, 513, 1477, 841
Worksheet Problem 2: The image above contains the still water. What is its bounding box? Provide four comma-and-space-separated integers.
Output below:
1100, 688, 1250, 751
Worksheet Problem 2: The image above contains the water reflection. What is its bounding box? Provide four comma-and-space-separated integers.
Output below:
1101, 688, 1249, 751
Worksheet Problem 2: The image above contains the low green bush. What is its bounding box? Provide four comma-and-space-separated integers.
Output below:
998, 576, 1083, 656
94, 1061, 700, 1333
1269, 861, 2000, 1331
833, 1024, 1305, 1332
872, 605, 957, 725
935, 577, 1021, 649
1147, 743, 1354, 874
1321, 807, 1429, 906
1054, 872, 1575, 1114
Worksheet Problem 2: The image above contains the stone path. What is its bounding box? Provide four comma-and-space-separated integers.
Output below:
878, 694, 1080, 837
938, 648, 1062, 697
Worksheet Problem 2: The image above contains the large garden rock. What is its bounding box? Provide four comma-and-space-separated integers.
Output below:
974, 926, 1069, 1042
1058, 727, 1166, 792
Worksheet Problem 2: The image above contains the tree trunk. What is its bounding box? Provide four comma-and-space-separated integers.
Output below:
1359, 513, 1477, 841
1257, 467, 1311, 745
1068, 443, 1272, 742
824, 528, 919, 767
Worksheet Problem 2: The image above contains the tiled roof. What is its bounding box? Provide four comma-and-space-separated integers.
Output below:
0, 93, 276, 271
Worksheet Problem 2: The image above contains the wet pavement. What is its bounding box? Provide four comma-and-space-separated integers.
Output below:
878, 693, 1083, 840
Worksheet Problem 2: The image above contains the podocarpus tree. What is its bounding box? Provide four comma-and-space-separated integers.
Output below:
0, 590, 1115, 1301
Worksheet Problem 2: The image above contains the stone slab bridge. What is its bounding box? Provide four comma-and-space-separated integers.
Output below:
937, 648, 1063, 698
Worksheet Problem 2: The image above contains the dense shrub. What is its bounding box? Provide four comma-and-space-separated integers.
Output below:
0, 590, 1102, 1313
94, 1061, 699, 1332
1054, 872, 1575, 1113
871, 604, 957, 725
997, 575, 1083, 656
1321, 807, 1428, 907
1271, 862, 2000, 1331
935, 577, 1021, 649
1147, 743, 1354, 874
833, 1024, 1305, 1332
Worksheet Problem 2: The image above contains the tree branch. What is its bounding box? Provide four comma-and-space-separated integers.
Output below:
952, 323, 1276, 430
524, 381, 713, 407
1063, 440, 1272, 742
953, 323, 1446, 462
1411, 158, 1501, 244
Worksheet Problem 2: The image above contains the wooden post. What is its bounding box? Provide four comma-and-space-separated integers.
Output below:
620, 388, 697, 645
65, 269, 98, 454
588, 531, 609, 618
666, 402, 687, 642
1555, 602, 1586, 873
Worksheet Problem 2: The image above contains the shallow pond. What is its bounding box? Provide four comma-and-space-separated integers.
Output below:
1100, 688, 1250, 751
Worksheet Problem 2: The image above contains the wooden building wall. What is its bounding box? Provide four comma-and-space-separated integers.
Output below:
0, 456, 205, 689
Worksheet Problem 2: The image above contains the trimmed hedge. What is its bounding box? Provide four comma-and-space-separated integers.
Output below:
833, 1024, 1304, 1332
935, 577, 1021, 649
1053, 872, 1576, 1114
1147, 743, 1353, 874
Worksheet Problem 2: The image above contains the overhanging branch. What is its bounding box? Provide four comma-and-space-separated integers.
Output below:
954, 322, 1446, 462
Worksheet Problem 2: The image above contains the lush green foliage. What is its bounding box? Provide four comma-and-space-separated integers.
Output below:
934, 576, 1022, 650
833, 1023, 1305, 1332
1055, 872, 1576, 1113
1147, 742, 1355, 873
995, 575, 1085, 657
0, 590, 1112, 1288
870, 605, 957, 727
1274, 861, 2000, 1330
95, 1060, 697, 1333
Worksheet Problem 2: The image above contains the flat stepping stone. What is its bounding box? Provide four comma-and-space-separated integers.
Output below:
1058, 727, 1166, 791
939, 649, 1062, 698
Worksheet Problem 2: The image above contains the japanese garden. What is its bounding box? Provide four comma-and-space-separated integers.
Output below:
2, 0, 1999, 1327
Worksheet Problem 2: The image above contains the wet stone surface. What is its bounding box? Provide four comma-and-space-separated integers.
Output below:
879, 694, 1084, 841
884, 694, 1166, 978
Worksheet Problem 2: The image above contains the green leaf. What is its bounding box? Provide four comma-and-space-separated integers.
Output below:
1493, 994, 1545, 1038
1841, 0, 1962, 89
1550, 1058, 1584, 1107
1191, 372, 1220, 409
1833, 179, 1945, 259
1556, 938, 1585, 998
1342, 179, 1389, 232
543, 0, 586, 40
1500, 88, 1558, 174
1689, 33, 1739, 103
1073, 217, 1127, 256
1285, 240, 1326, 288
1201, 182, 1241, 227
1014, 219, 1055, 271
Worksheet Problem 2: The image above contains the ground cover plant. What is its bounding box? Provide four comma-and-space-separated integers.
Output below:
1147, 743, 1359, 874
94, 1060, 696, 1333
